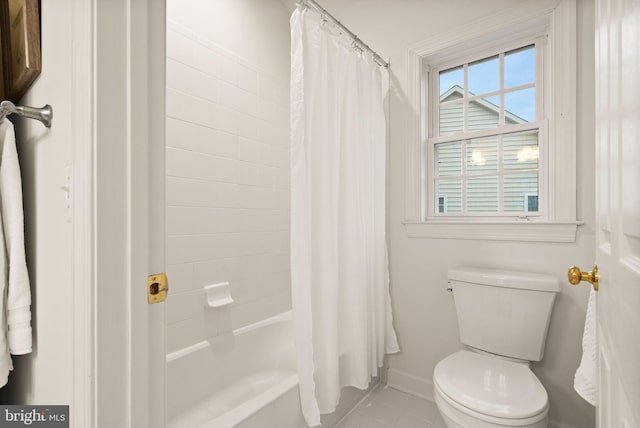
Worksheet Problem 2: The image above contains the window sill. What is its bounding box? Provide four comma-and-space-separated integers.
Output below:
403, 220, 584, 243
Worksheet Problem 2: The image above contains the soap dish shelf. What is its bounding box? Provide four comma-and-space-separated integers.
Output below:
204, 282, 234, 308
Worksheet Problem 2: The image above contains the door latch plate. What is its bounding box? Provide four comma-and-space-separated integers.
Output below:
147, 273, 168, 304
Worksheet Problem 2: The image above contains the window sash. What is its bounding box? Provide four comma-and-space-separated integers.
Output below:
428, 121, 542, 145
424, 38, 546, 219
426, 123, 547, 218
429, 39, 542, 138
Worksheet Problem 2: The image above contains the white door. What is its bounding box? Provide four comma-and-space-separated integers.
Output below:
594, 0, 640, 426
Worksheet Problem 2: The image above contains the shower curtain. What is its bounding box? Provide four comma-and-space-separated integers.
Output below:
290, 6, 399, 427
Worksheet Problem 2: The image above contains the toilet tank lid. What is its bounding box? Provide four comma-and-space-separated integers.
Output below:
448, 267, 559, 293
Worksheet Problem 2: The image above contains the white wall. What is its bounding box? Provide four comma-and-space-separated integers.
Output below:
317, 1, 596, 427
0, 0, 75, 410
164, 0, 291, 355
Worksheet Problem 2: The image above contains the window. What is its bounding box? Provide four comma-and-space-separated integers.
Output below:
429, 44, 543, 217
403, 0, 581, 242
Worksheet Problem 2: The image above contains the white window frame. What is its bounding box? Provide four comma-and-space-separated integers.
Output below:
403, 0, 582, 242
426, 40, 545, 219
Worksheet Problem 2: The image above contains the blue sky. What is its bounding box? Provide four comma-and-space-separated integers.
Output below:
439, 46, 536, 122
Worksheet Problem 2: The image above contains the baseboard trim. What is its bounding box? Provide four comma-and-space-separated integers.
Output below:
387, 368, 434, 402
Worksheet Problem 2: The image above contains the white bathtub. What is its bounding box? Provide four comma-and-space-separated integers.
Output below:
167, 311, 306, 428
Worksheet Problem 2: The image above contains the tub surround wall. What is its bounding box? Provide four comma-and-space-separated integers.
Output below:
314, 1, 596, 427
165, 0, 291, 354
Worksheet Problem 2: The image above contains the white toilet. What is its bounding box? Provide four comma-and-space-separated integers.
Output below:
433, 267, 559, 428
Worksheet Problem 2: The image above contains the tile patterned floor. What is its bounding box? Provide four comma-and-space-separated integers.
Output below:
335, 385, 447, 428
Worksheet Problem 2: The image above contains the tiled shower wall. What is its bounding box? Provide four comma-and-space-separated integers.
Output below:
164, 23, 290, 355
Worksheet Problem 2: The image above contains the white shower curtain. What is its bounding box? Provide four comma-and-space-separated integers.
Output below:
290, 6, 399, 427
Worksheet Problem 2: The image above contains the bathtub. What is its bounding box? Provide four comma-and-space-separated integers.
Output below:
166, 311, 306, 428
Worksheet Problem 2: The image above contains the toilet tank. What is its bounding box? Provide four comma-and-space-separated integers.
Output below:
449, 267, 559, 362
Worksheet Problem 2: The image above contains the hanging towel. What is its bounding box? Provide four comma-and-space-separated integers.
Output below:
573, 287, 597, 406
0, 120, 32, 389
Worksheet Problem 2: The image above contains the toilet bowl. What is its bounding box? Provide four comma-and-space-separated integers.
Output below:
434, 268, 559, 428
433, 350, 549, 428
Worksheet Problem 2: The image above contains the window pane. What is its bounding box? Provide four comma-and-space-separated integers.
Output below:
505, 45, 535, 89
505, 88, 535, 122
484, 95, 500, 107
468, 56, 499, 96
467, 176, 499, 212
436, 142, 462, 176
503, 131, 539, 170
468, 95, 501, 131
466, 137, 498, 174
435, 180, 462, 213
440, 66, 464, 97
439, 102, 464, 136
503, 173, 539, 212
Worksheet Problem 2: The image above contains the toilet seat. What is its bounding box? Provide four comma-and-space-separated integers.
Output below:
434, 350, 548, 424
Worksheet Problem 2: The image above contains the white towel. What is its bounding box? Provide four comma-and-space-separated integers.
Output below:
573, 287, 597, 406
0, 120, 32, 389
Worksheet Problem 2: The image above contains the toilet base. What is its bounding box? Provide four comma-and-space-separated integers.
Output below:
434, 383, 549, 428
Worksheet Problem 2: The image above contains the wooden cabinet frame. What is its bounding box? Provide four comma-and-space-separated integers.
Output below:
0, 0, 41, 102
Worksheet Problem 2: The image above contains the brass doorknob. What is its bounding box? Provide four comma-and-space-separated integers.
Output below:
568, 265, 599, 291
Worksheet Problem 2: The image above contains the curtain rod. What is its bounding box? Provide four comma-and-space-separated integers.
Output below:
298, 0, 390, 69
